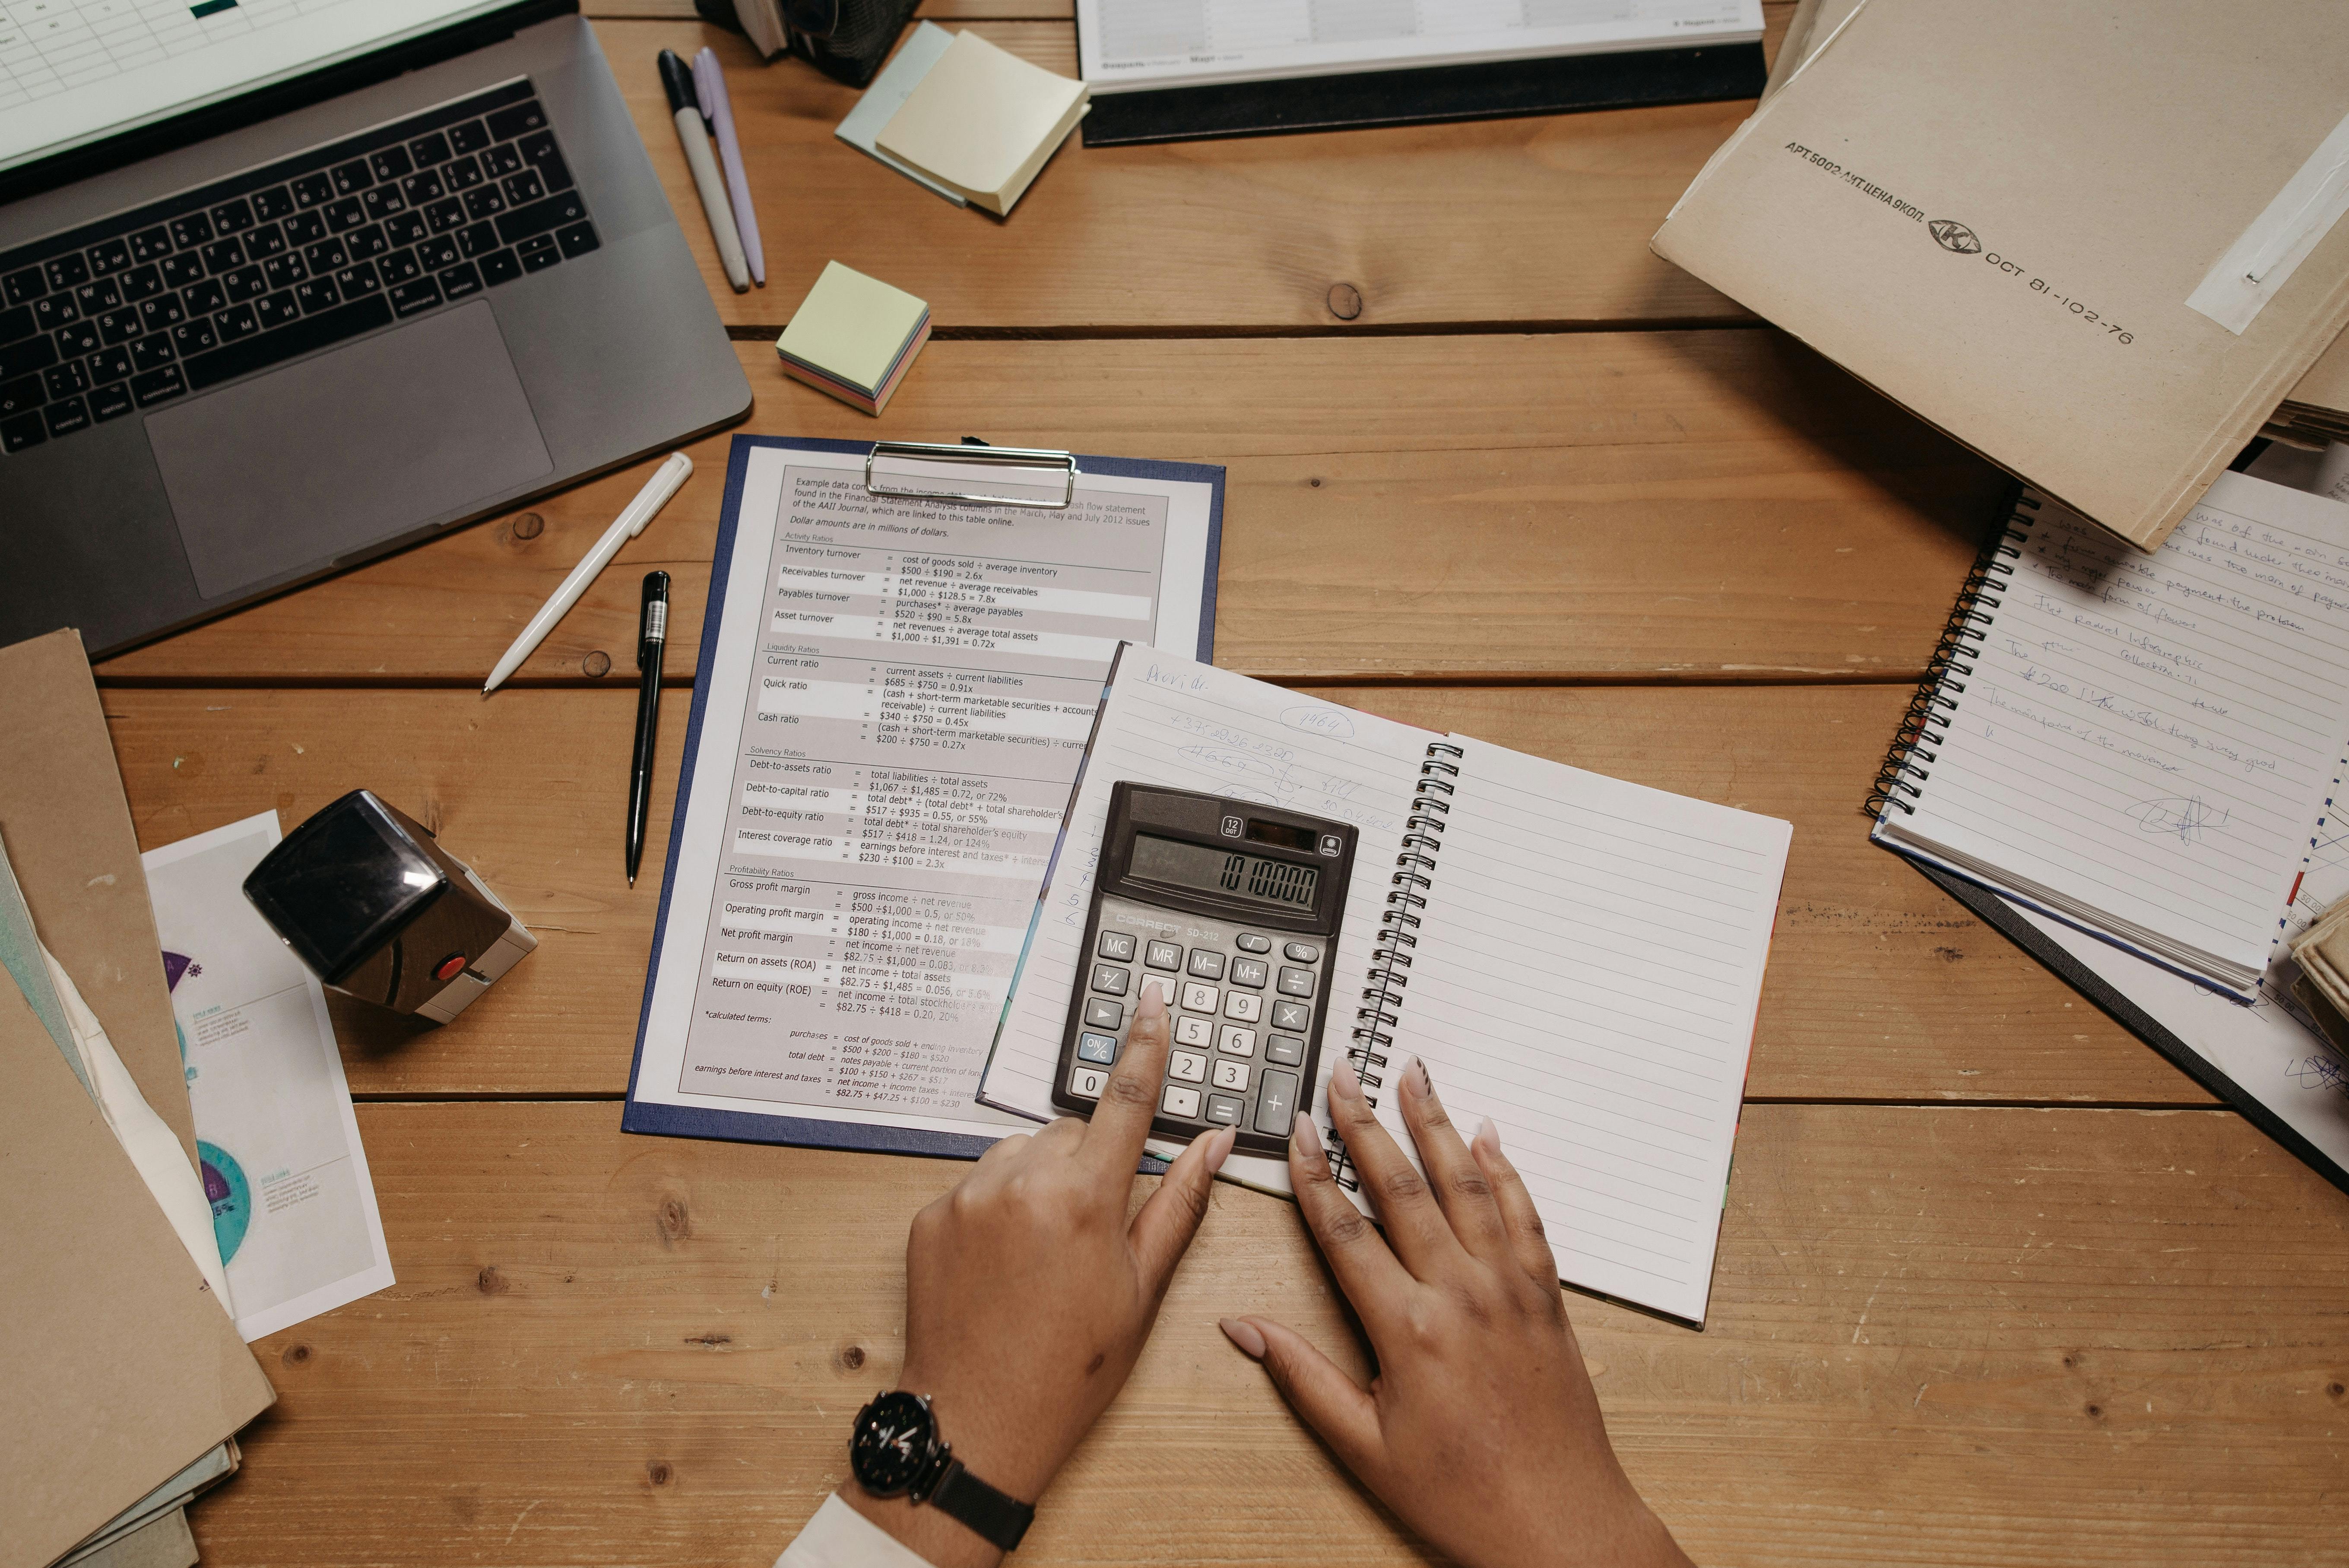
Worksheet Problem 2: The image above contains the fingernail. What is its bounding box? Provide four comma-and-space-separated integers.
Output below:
1329, 1057, 1361, 1101
1292, 1111, 1322, 1158
1219, 1317, 1267, 1360
1409, 1057, 1432, 1097
1475, 1116, 1501, 1153
1206, 1124, 1237, 1172
1138, 987, 1166, 1019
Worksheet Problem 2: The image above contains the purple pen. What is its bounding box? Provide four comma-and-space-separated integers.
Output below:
691, 48, 764, 286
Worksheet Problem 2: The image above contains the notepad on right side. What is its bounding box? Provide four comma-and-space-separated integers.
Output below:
1870, 472, 2349, 998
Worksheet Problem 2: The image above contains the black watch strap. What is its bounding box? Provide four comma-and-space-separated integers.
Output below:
926, 1456, 1035, 1551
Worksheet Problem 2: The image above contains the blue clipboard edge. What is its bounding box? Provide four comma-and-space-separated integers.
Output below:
1901, 854, 2349, 1201
620, 435, 1227, 1160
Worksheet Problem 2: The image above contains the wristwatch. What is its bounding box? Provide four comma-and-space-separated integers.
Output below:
848, 1390, 1036, 1552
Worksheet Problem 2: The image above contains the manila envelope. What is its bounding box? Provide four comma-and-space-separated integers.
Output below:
0, 627, 194, 1167
0, 980, 273, 1568
1654, 0, 2349, 551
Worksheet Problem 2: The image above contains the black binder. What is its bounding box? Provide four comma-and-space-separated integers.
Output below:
1080, 42, 1767, 147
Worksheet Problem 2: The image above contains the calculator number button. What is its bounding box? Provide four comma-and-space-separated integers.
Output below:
1284, 942, 1321, 963
1169, 1051, 1207, 1083
1223, 991, 1263, 1023
1098, 931, 1137, 961
1144, 940, 1182, 970
1161, 1085, 1202, 1118
1204, 1093, 1244, 1125
1211, 1058, 1250, 1093
1254, 1069, 1301, 1134
1277, 966, 1316, 997
1234, 933, 1271, 954
1135, 973, 1175, 1007
1069, 1064, 1108, 1100
1091, 964, 1130, 996
1084, 997, 1124, 1029
1271, 1000, 1310, 1031
1217, 1025, 1256, 1057
1186, 948, 1225, 979
1180, 981, 1219, 1013
1173, 1015, 1213, 1048
1265, 1033, 1305, 1066
1076, 1031, 1119, 1066
1229, 958, 1268, 989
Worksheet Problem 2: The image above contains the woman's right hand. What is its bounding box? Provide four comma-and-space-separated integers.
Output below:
1218, 1057, 1693, 1568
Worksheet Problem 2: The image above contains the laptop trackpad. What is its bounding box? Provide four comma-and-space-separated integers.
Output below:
146, 301, 553, 600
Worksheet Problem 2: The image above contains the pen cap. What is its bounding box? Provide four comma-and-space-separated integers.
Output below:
657, 49, 699, 114
639, 570, 672, 671
242, 789, 538, 1023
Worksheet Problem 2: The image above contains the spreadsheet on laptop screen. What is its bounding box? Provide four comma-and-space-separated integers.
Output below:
1075, 0, 1762, 91
0, 0, 512, 173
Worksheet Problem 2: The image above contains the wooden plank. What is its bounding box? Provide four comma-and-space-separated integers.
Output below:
103, 682, 2211, 1105
189, 1099, 2349, 1567
95, 333, 2005, 686
572, 18, 1759, 330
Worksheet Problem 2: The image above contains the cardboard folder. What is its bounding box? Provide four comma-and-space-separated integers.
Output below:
0, 628, 195, 1168
1653, 0, 2349, 551
0, 979, 274, 1568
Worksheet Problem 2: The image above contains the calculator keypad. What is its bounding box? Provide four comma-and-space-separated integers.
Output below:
1065, 892, 1325, 1143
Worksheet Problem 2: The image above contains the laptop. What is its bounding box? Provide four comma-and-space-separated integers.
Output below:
0, 0, 751, 657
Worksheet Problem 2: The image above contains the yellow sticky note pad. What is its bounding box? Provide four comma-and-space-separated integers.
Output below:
774, 262, 931, 413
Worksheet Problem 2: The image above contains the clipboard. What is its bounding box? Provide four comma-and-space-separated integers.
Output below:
621, 434, 1224, 1159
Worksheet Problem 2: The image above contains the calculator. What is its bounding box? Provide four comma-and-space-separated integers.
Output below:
1052, 783, 1356, 1156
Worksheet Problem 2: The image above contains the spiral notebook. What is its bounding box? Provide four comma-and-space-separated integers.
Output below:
977, 649, 1792, 1325
1868, 473, 2349, 999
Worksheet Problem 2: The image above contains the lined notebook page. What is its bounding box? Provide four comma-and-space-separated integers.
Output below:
978, 650, 1430, 1155
1880, 474, 2349, 993
1361, 737, 1790, 1325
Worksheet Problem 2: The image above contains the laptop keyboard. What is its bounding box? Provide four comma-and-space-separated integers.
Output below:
0, 80, 596, 456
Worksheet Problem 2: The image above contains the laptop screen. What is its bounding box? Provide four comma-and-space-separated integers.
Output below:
0, 0, 520, 177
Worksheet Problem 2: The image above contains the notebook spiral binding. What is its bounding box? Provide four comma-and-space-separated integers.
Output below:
1861, 487, 2039, 819
1327, 742, 1464, 1191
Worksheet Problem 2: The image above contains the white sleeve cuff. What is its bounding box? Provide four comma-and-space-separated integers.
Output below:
774, 1493, 940, 1568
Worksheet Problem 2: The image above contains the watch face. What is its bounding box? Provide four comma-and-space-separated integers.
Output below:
850, 1391, 935, 1496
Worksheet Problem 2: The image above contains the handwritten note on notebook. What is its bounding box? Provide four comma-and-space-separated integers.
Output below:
1878, 474, 2349, 996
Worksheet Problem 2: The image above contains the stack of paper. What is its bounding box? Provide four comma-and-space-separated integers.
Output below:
0, 630, 277, 1568
774, 260, 931, 415
869, 29, 1087, 217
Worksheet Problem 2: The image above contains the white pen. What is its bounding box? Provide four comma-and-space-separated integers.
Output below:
692, 47, 764, 287
482, 451, 694, 696
659, 48, 748, 293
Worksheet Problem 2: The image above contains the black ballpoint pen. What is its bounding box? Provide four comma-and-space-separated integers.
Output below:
627, 571, 670, 888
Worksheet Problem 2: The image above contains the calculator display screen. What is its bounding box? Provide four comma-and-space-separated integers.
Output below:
1131, 834, 1320, 908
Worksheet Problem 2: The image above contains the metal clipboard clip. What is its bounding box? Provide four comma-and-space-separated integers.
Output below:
864, 440, 1078, 510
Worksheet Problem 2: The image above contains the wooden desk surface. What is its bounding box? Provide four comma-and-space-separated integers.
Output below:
100, 5, 2349, 1563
